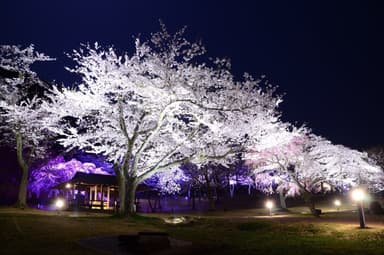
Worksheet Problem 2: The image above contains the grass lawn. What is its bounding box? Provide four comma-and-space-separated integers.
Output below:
1, 207, 384, 255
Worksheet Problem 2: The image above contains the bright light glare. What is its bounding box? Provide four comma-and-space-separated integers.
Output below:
65, 183, 72, 189
351, 189, 365, 202
334, 199, 341, 207
265, 200, 274, 209
55, 199, 64, 209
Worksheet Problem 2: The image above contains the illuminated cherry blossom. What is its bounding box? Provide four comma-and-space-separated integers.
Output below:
246, 128, 384, 214
42, 25, 281, 215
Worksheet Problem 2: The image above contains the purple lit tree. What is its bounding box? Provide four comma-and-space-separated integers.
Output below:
144, 168, 190, 195
0, 45, 54, 208
42, 24, 282, 216
28, 156, 111, 198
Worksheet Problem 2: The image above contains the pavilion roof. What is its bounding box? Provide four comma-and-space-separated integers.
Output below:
54, 172, 150, 192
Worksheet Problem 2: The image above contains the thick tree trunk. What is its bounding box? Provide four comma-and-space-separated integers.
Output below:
125, 179, 138, 215
15, 132, 29, 209
116, 171, 138, 216
117, 175, 127, 215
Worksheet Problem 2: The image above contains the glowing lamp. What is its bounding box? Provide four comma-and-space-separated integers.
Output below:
334, 199, 341, 212
265, 200, 273, 209
55, 199, 65, 209
334, 199, 341, 207
265, 200, 274, 216
65, 183, 72, 189
351, 188, 365, 202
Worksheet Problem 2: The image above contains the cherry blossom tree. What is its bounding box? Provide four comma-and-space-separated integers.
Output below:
0, 45, 54, 208
246, 128, 384, 215
43, 24, 282, 215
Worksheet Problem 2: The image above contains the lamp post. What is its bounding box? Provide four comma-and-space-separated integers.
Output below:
351, 188, 366, 228
265, 200, 274, 216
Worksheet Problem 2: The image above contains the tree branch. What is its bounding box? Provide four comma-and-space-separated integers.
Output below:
137, 127, 201, 182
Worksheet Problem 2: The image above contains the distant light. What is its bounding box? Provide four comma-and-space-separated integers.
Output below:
65, 183, 72, 189
351, 188, 365, 202
55, 199, 65, 209
334, 199, 341, 207
265, 200, 274, 209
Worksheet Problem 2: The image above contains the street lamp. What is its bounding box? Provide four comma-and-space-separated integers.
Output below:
334, 199, 341, 211
265, 200, 274, 216
351, 188, 366, 228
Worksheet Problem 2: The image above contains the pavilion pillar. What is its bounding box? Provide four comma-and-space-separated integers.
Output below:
107, 187, 110, 209
89, 186, 93, 201
101, 185, 104, 210
94, 185, 97, 201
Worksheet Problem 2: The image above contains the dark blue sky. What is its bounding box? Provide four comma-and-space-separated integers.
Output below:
1, 0, 383, 149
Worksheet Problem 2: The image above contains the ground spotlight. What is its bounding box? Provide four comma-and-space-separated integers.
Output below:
265, 200, 274, 216
334, 199, 341, 211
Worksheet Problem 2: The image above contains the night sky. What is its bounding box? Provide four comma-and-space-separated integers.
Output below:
1, 0, 383, 150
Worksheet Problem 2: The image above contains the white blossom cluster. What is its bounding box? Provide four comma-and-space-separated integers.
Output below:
0, 45, 54, 160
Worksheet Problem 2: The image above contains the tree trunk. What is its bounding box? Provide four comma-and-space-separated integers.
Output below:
204, 173, 215, 210
114, 162, 139, 216
288, 173, 318, 217
15, 132, 29, 209
206, 182, 215, 210
278, 190, 287, 209
191, 187, 196, 210
302, 190, 318, 216
117, 175, 138, 216
207, 188, 215, 210
16, 165, 28, 209
117, 173, 127, 215
125, 179, 138, 215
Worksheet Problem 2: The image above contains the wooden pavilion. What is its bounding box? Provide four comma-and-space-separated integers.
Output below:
55, 172, 117, 210
55, 172, 149, 211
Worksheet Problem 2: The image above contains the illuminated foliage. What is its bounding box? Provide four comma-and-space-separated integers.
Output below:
42, 24, 281, 215
0, 45, 54, 208
246, 128, 384, 214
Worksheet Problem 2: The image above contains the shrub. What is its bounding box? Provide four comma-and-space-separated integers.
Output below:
369, 201, 384, 215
